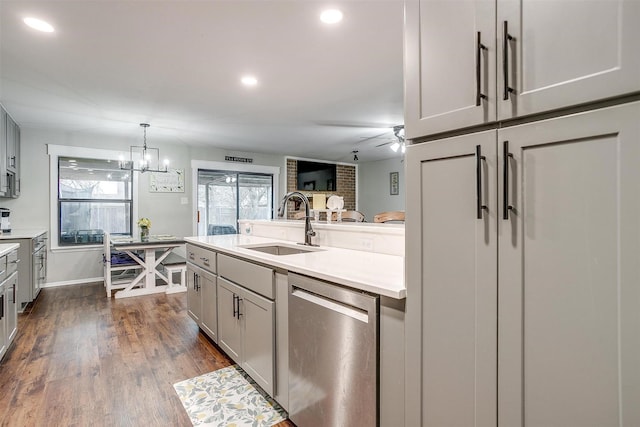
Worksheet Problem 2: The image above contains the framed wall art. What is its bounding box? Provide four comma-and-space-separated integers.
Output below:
149, 168, 185, 193
390, 171, 399, 195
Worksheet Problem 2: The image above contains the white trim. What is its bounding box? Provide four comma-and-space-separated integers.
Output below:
49, 245, 102, 254
43, 277, 104, 288
190, 160, 281, 236
285, 155, 357, 167
48, 144, 139, 250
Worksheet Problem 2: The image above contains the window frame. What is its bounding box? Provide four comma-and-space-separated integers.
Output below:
48, 145, 139, 251
191, 160, 280, 237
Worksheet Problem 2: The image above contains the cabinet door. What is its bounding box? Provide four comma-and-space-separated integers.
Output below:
498, 102, 640, 427
5, 115, 16, 173
498, 0, 640, 120
186, 266, 201, 323
0, 282, 6, 359
405, 0, 496, 139
12, 124, 19, 197
241, 288, 275, 396
217, 278, 243, 364
200, 270, 218, 344
0, 108, 7, 197
405, 130, 497, 427
5, 272, 17, 344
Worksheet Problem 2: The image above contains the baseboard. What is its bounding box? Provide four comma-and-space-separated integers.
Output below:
43, 277, 104, 288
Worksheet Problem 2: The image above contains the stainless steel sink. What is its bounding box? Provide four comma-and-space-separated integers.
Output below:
241, 244, 323, 256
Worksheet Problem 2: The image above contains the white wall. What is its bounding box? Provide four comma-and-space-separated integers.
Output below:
357, 157, 406, 222
1, 126, 399, 284
2, 127, 285, 285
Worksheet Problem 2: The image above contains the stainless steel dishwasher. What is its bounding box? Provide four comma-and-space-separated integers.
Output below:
288, 273, 379, 427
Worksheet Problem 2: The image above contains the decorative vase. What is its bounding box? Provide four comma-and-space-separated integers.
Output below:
140, 226, 149, 241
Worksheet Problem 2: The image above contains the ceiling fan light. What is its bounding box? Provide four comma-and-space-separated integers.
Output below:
390, 142, 400, 152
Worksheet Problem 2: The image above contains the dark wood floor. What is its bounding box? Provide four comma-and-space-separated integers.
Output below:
0, 282, 294, 427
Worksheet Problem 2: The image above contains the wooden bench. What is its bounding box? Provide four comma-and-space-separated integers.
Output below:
161, 253, 187, 294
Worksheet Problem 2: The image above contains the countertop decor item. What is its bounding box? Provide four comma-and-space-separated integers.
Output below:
119, 123, 170, 173
326, 195, 344, 210
137, 217, 151, 241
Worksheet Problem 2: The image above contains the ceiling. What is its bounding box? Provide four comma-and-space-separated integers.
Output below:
0, 1, 405, 163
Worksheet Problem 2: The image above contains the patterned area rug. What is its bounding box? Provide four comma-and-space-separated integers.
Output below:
174, 365, 288, 426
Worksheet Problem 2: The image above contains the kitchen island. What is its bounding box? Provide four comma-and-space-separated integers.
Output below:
185, 219, 405, 427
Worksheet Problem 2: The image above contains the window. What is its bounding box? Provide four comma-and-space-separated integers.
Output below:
58, 157, 133, 246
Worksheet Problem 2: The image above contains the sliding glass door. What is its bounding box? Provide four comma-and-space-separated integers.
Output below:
197, 169, 273, 236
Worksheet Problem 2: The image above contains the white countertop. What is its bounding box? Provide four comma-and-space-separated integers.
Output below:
0, 243, 20, 256
0, 229, 47, 239
185, 234, 406, 299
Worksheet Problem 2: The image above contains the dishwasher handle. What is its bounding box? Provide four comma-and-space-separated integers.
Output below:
292, 287, 370, 323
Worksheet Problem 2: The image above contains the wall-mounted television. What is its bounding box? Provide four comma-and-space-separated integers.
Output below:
296, 160, 337, 191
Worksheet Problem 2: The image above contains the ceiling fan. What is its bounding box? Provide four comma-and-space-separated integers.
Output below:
368, 125, 405, 151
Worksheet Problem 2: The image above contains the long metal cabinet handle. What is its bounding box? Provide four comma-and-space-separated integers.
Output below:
12, 283, 16, 303
0, 294, 3, 319
233, 294, 238, 318
503, 21, 514, 100
476, 145, 487, 219
476, 32, 487, 106
503, 141, 514, 219
236, 297, 243, 319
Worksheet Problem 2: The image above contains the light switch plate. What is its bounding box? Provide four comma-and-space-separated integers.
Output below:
180, 197, 188, 205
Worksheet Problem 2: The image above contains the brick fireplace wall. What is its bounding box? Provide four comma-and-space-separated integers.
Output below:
285, 159, 356, 219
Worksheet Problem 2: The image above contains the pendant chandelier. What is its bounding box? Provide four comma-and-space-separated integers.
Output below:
119, 123, 169, 173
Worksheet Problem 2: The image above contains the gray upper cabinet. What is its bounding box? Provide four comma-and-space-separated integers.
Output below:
5, 114, 17, 174
404, 0, 496, 139
0, 105, 20, 198
497, 0, 640, 120
404, 0, 640, 140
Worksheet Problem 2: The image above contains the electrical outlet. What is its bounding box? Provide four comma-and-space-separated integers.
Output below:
360, 238, 373, 250
180, 197, 188, 205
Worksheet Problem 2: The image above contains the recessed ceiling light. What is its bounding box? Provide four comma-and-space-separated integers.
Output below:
23, 17, 55, 33
241, 76, 258, 87
320, 9, 343, 24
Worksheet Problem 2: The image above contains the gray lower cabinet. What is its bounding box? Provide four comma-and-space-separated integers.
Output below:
217, 277, 275, 396
186, 264, 201, 324
0, 280, 5, 359
199, 268, 217, 342
3, 232, 47, 311
217, 254, 275, 397
217, 278, 243, 362
0, 249, 18, 362
186, 243, 218, 343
